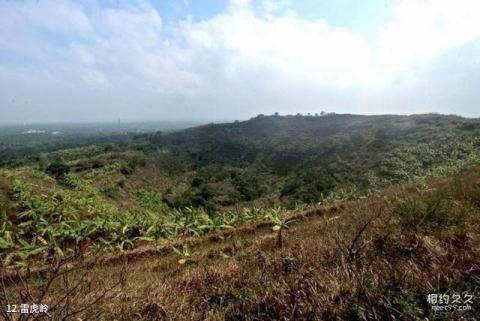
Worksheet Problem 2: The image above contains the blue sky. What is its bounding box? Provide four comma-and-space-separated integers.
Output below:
131, 0, 393, 40
155, 0, 390, 25
0, 0, 479, 122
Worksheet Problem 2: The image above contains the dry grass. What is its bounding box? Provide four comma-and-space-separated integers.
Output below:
6, 168, 480, 320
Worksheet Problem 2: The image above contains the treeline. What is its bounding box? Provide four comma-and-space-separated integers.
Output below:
138, 113, 480, 208
2, 113, 479, 210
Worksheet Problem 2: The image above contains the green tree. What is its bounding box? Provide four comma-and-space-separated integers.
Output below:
45, 162, 70, 179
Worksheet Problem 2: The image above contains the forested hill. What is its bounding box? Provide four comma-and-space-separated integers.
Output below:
137, 113, 480, 206
148, 113, 477, 148
1, 113, 479, 212
0, 113, 479, 268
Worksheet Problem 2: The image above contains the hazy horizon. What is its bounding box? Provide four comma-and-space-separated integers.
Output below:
0, 111, 478, 127
1, 0, 480, 122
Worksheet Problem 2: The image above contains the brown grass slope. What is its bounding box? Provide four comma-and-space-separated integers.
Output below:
7, 167, 480, 321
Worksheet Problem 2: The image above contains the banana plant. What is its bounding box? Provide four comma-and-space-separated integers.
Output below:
212, 213, 235, 231
13, 238, 48, 267
172, 245, 191, 265
0, 230, 14, 250
265, 208, 298, 248
173, 208, 202, 236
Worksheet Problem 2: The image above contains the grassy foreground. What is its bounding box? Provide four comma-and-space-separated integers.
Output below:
4, 166, 479, 321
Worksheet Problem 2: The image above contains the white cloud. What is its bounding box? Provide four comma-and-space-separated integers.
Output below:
0, 0, 480, 122
229, 0, 252, 11
378, 0, 480, 77
70, 44, 96, 66
82, 69, 110, 88
0, 0, 91, 38
183, 9, 374, 86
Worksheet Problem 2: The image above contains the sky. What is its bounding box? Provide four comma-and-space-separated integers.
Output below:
0, 0, 480, 123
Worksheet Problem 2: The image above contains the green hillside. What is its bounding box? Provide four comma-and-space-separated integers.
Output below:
0, 113, 479, 266
140, 113, 480, 207
0, 113, 479, 320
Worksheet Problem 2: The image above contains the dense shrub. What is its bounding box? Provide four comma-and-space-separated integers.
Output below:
45, 162, 70, 178
393, 180, 477, 230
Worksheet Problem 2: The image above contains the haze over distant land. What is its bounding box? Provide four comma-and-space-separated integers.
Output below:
1, 0, 480, 123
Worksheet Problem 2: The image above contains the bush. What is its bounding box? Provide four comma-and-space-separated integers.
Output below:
468, 188, 480, 206
103, 185, 121, 198
45, 162, 70, 178
119, 163, 134, 175
393, 185, 473, 230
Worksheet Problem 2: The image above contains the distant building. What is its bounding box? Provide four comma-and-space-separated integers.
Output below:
22, 129, 46, 134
